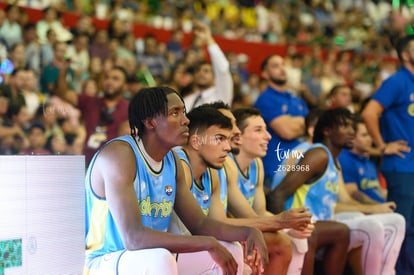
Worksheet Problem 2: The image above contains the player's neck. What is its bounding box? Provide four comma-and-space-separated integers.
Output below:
184, 147, 208, 180
137, 136, 165, 167
234, 151, 252, 173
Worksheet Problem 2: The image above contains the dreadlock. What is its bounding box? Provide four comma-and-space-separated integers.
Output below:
313, 108, 354, 144
128, 86, 183, 138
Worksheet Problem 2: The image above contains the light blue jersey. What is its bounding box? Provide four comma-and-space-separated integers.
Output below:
174, 148, 213, 215
85, 135, 176, 260
232, 155, 259, 207
218, 167, 228, 212
286, 143, 339, 221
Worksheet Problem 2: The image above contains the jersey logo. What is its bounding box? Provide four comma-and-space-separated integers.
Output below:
408, 103, 414, 117
140, 197, 173, 218
203, 193, 209, 203
165, 185, 173, 196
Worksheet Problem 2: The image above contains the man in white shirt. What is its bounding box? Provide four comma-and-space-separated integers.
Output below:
184, 21, 233, 110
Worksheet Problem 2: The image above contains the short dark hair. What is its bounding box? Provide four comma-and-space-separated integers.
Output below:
328, 84, 349, 98
194, 61, 211, 73
396, 35, 414, 62
232, 107, 261, 133
260, 54, 278, 72
111, 65, 128, 83
187, 106, 232, 136
128, 86, 183, 138
352, 114, 365, 132
200, 101, 231, 111
29, 122, 46, 133
313, 108, 354, 143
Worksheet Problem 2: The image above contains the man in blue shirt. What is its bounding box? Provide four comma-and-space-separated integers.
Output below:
254, 54, 308, 191
362, 34, 414, 274
338, 117, 387, 204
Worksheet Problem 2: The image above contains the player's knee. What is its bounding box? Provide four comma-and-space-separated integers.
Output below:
391, 213, 406, 230
358, 218, 384, 245
265, 232, 292, 260
339, 224, 350, 242
331, 222, 350, 244
361, 218, 384, 235
386, 213, 406, 241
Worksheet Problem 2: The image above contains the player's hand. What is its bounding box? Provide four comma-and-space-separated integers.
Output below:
193, 20, 214, 45
244, 228, 269, 274
240, 242, 260, 275
207, 238, 238, 275
369, 202, 397, 214
384, 140, 411, 158
287, 223, 315, 239
276, 207, 312, 231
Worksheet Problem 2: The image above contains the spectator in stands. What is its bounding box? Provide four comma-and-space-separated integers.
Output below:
362, 34, 414, 275
184, 21, 233, 111
166, 29, 185, 62
21, 68, 40, 119
0, 8, 5, 34
0, 5, 22, 49
1, 68, 26, 107
33, 102, 60, 138
327, 84, 354, 112
89, 29, 111, 61
136, 32, 169, 83
21, 122, 50, 155
301, 62, 323, 107
40, 41, 74, 95
70, 14, 95, 37
268, 108, 405, 275
240, 73, 261, 106
116, 32, 137, 60
36, 6, 72, 44
166, 61, 194, 97
66, 33, 90, 90
176, 105, 311, 274
7, 103, 30, 131
81, 78, 99, 97
9, 43, 26, 69
338, 117, 387, 204
0, 91, 25, 154
107, 16, 128, 40
56, 60, 129, 166
285, 53, 304, 97
253, 54, 308, 192
22, 23, 42, 77
4, 103, 30, 153
38, 28, 57, 71
45, 132, 67, 155
84, 86, 268, 275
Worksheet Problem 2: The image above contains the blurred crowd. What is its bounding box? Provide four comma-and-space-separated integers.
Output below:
0, 0, 411, 157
